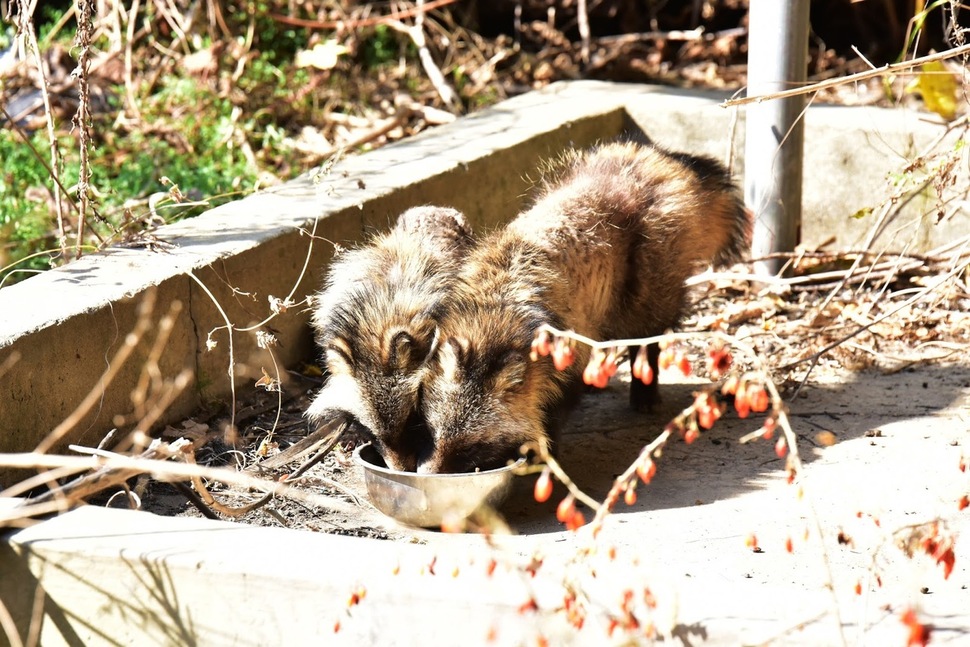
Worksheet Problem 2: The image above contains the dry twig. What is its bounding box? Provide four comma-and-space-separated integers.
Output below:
723, 43, 970, 107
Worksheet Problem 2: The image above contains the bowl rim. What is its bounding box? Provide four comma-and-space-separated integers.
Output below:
352, 444, 526, 479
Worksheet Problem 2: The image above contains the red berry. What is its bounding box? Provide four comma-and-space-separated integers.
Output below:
556, 496, 576, 524
518, 597, 538, 614
658, 347, 674, 370
567, 509, 586, 531
761, 416, 777, 439
901, 608, 931, 647
706, 344, 733, 379
735, 392, 751, 419
603, 350, 619, 377
697, 405, 717, 430
721, 375, 740, 395
624, 486, 637, 506
959, 495, 969, 511
684, 426, 700, 444
531, 331, 552, 359
637, 456, 657, 484
854, 581, 862, 596
534, 469, 553, 503
774, 436, 788, 458
641, 363, 655, 385
747, 383, 770, 412
632, 346, 647, 380
745, 533, 759, 551
940, 547, 955, 579
675, 352, 692, 376
552, 343, 575, 371
607, 618, 619, 637
785, 536, 794, 553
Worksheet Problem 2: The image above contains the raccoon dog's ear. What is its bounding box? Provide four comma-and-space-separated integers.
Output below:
387, 329, 417, 371
438, 337, 469, 381
494, 351, 527, 394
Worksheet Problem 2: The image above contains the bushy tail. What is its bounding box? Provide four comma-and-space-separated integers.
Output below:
662, 147, 752, 268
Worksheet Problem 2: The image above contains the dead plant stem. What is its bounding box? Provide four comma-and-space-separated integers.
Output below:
73, 0, 95, 260
269, 0, 458, 30
123, 0, 143, 121
722, 43, 970, 107
0, 448, 357, 526
187, 269, 238, 435
388, 0, 458, 109
784, 258, 970, 395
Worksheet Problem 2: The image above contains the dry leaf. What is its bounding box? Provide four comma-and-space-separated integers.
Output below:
906, 60, 959, 121
295, 40, 349, 70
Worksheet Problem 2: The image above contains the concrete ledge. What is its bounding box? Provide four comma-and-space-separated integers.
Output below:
1, 506, 576, 646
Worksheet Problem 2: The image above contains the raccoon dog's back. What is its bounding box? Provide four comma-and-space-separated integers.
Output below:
418, 142, 751, 473
307, 206, 473, 471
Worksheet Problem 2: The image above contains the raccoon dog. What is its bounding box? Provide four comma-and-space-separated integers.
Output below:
306, 206, 473, 471
418, 141, 752, 473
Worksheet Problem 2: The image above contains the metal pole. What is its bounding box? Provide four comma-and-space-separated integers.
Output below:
744, 0, 810, 276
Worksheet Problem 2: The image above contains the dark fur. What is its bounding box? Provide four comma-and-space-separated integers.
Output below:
306, 206, 473, 471
418, 141, 752, 473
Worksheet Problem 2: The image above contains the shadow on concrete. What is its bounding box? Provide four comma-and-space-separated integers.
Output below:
500, 360, 970, 535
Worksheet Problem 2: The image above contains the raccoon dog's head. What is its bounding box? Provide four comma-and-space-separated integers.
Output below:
418, 305, 556, 474
307, 320, 437, 472
307, 207, 471, 471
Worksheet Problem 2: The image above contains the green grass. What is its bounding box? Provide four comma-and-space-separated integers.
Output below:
0, 70, 263, 285
0, 4, 503, 287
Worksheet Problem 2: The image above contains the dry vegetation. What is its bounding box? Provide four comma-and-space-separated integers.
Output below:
1, 0, 965, 283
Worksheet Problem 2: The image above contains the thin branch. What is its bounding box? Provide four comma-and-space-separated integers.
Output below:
34, 290, 156, 454
722, 43, 970, 107
249, 414, 349, 472
72, 0, 95, 260
783, 259, 970, 395
269, 0, 458, 30
388, 0, 458, 110
0, 448, 358, 526
576, 0, 590, 64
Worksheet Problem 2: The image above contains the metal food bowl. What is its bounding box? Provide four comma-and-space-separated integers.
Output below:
353, 444, 524, 528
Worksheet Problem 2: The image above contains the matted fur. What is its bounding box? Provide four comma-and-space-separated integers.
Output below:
419, 141, 752, 473
306, 206, 473, 471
